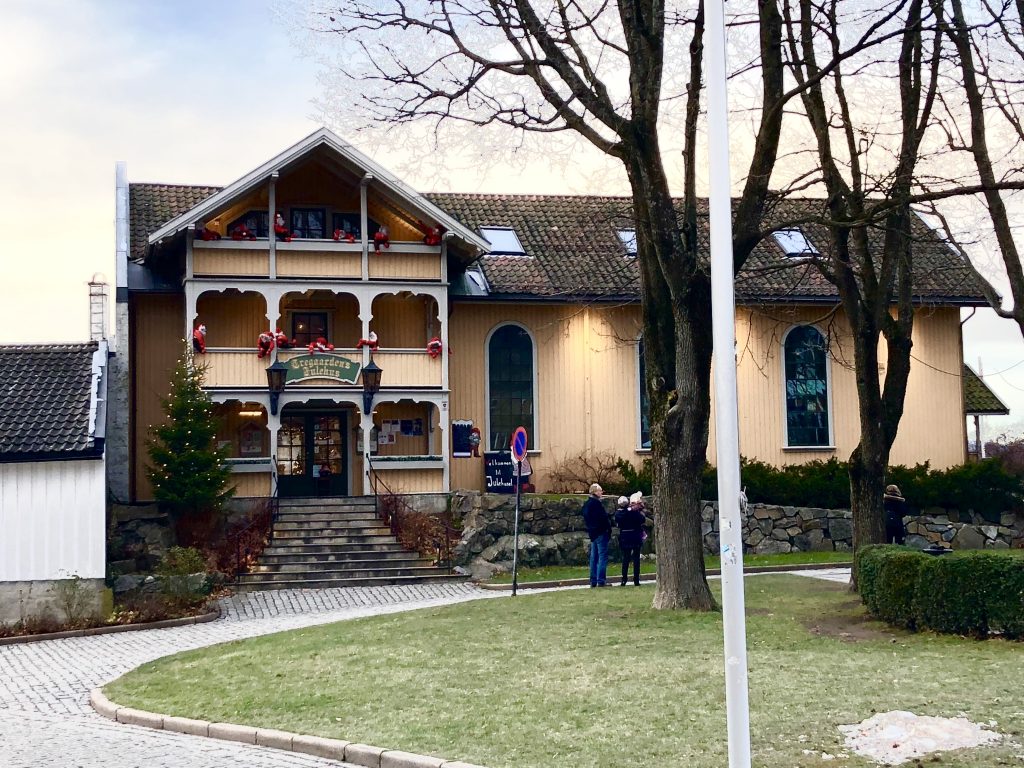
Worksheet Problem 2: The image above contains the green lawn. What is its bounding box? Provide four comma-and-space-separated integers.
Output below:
487, 549, 853, 583
105, 576, 1022, 768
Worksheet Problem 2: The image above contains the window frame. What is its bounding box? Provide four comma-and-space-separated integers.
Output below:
636, 336, 651, 451
484, 322, 539, 452
331, 211, 380, 241
780, 324, 835, 450
618, 229, 638, 258
480, 226, 528, 256
289, 310, 332, 348
290, 207, 327, 239
227, 210, 270, 239
771, 228, 820, 257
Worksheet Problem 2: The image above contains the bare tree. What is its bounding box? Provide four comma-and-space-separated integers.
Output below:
310, 0, 790, 609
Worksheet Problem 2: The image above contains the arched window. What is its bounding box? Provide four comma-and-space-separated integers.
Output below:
638, 338, 651, 449
487, 324, 536, 451
784, 325, 831, 447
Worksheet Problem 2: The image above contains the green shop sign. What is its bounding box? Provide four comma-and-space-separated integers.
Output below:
284, 354, 361, 384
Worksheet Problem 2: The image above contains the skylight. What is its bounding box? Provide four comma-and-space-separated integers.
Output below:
772, 228, 819, 257
480, 226, 526, 256
618, 229, 637, 257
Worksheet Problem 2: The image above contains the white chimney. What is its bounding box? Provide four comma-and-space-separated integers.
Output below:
89, 273, 109, 341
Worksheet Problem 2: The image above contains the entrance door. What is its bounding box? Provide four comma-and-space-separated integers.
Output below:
277, 413, 348, 497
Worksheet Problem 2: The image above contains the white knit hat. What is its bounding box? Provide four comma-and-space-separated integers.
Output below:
617, 496, 629, 507
630, 491, 644, 505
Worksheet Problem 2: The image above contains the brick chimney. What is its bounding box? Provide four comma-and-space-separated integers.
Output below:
88, 273, 108, 341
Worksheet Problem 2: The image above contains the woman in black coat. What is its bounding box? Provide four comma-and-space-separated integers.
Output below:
616, 492, 647, 586
883, 484, 907, 545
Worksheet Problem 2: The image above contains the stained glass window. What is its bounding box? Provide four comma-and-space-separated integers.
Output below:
784, 326, 831, 447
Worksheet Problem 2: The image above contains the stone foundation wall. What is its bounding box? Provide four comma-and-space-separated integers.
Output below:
452, 491, 1024, 575
0, 579, 110, 626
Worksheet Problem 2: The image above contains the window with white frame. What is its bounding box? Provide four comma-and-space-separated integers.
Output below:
487, 324, 535, 451
638, 338, 650, 449
480, 227, 527, 256
772, 228, 819, 257
784, 325, 831, 447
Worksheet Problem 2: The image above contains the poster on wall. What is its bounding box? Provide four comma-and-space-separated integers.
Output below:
452, 420, 474, 458
239, 424, 263, 456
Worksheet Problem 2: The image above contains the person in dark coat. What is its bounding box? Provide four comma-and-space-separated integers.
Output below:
582, 483, 611, 587
884, 484, 907, 545
616, 492, 647, 586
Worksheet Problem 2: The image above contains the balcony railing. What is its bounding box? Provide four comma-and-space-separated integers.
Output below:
201, 347, 443, 389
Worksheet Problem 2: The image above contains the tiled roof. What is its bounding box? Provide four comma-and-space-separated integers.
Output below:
128, 184, 986, 304
428, 193, 986, 303
0, 343, 102, 459
130, 183, 220, 260
963, 364, 1010, 415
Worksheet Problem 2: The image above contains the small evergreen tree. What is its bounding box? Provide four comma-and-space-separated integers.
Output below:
147, 343, 234, 540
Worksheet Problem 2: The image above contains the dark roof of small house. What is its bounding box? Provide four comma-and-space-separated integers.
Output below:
0, 342, 103, 460
130, 183, 220, 261
128, 183, 987, 304
963, 364, 1010, 415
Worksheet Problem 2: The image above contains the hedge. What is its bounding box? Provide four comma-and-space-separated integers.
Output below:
615, 457, 1023, 519
855, 545, 1024, 638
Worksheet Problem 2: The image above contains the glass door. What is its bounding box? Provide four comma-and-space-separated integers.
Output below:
276, 412, 347, 496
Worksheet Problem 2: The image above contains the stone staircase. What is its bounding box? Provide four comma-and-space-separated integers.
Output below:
237, 497, 466, 590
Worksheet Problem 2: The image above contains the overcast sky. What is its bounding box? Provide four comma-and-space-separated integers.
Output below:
2, 0, 1022, 440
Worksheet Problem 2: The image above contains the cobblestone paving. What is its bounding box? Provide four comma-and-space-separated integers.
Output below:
0, 571, 849, 767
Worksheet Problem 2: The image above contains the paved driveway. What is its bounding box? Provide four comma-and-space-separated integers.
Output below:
0, 570, 849, 767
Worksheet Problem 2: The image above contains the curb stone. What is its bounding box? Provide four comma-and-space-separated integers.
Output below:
477, 560, 853, 590
91, 688, 488, 768
0, 607, 221, 646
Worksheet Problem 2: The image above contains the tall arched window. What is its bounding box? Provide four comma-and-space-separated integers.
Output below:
638, 338, 651, 449
487, 324, 536, 451
784, 325, 831, 447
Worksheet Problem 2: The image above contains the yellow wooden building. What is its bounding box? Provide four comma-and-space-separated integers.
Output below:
109, 128, 995, 502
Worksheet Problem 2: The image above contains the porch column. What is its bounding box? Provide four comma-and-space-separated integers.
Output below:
361, 410, 375, 496
184, 281, 200, 340
358, 291, 373, 367
264, 286, 281, 362
267, 408, 281, 497
360, 174, 372, 281
439, 397, 450, 492
438, 289, 450, 392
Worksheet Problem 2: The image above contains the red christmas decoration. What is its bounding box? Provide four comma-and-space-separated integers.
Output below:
274, 330, 291, 349
307, 337, 335, 354
198, 226, 222, 241
373, 225, 390, 253
333, 228, 356, 244
415, 219, 444, 246
356, 331, 379, 351
230, 224, 256, 241
426, 337, 443, 358
274, 211, 292, 242
192, 324, 207, 354
257, 331, 275, 358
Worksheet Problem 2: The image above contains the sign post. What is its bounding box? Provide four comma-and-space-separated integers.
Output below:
510, 426, 529, 597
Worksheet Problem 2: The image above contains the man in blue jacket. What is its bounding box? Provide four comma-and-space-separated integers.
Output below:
583, 483, 611, 587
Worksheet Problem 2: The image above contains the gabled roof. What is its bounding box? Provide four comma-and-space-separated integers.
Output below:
145, 127, 490, 255
427, 193, 988, 304
0, 342, 107, 461
963, 364, 1010, 415
130, 184, 220, 261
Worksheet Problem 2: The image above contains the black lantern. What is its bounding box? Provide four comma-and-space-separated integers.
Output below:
266, 360, 289, 416
361, 358, 382, 415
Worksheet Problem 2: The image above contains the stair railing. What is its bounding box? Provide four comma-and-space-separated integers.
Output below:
366, 454, 459, 572
229, 457, 279, 580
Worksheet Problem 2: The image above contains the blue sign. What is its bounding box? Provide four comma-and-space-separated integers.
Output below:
511, 427, 529, 463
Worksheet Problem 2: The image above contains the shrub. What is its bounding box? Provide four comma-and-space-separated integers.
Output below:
873, 549, 928, 628
612, 458, 652, 496
549, 451, 625, 494
155, 546, 210, 606
854, 544, 899, 614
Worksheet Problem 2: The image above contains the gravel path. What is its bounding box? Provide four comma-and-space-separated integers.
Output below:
0, 570, 850, 767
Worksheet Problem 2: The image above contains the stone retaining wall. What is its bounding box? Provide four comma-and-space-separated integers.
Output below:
452, 491, 1024, 576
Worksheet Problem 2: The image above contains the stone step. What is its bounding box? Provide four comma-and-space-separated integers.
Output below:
237, 572, 467, 591
274, 521, 393, 534
262, 542, 407, 556
269, 533, 398, 546
277, 497, 377, 510
259, 549, 419, 563
254, 559, 433, 575
273, 511, 380, 524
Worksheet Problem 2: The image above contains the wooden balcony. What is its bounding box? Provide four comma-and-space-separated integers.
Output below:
192, 240, 442, 281
202, 348, 443, 389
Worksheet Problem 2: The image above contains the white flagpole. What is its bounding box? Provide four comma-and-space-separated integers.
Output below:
704, 1, 752, 766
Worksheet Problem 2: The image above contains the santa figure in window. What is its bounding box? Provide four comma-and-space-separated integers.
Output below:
333, 228, 357, 243
307, 337, 335, 354
192, 324, 207, 354
356, 331, 379, 351
274, 212, 292, 242
274, 329, 291, 349
416, 219, 443, 246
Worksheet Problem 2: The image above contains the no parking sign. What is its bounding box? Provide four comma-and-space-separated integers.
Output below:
511, 426, 528, 463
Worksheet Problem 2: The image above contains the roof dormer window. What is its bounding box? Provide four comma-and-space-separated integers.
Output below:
618, 229, 637, 257
772, 228, 819, 257
480, 226, 527, 256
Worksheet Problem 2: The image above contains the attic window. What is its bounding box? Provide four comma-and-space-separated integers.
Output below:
480, 226, 526, 256
618, 229, 637, 257
772, 228, 819, 257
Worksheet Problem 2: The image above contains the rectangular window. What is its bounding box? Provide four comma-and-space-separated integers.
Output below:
480, 227, 527, 256
291, 208, 326, 239
772, 229, 819, 257
331, 212, 380, 241
618, 229, 637, 257
292, 312, 329, 348
228, 211, 269, 238
638, 339, 650, 449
